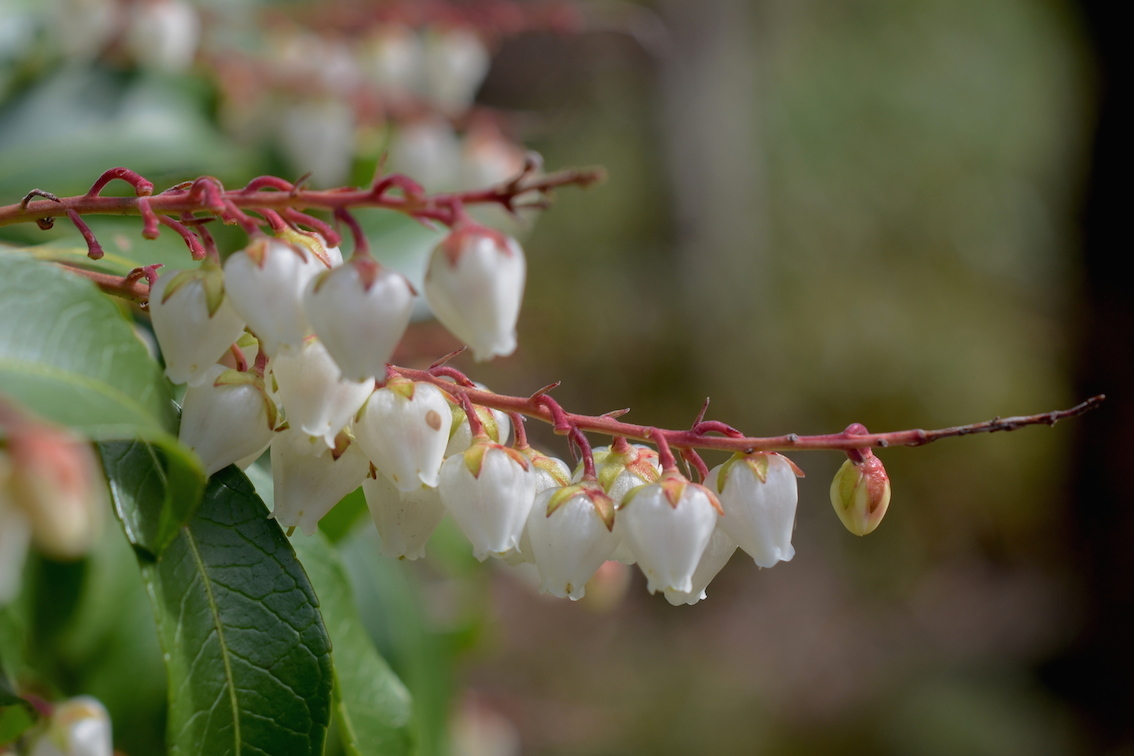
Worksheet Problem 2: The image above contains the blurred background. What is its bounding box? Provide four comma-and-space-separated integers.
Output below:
0, 0, 1126, 753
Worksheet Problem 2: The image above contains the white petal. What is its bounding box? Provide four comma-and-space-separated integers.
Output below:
709, 454, 797, 568
423, 228, 525, 361
663, 525, 738, 606
149, 270, 246, 386
438, 443, 535, 561
354, 381, 452, 491
179, 365, 276, 476
305, 262, 415, 381
620, 482, 718, 594
270, 429, 368, 535
270, 339, 373, 450
363, 475, 446, 560
527, 488, 620, 600
224, 240, 321, 355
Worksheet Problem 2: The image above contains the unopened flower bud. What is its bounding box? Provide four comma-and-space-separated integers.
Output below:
28, 695, 113, 756
4, 417, 105, 560
830, 453, 891, 536
423, 225, 526, 362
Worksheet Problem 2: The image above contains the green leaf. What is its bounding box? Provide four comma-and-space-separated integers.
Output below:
98, 440, 205, 557
0, 251, 175, 436
292, 534, 415, 756
135, 467, 333, 756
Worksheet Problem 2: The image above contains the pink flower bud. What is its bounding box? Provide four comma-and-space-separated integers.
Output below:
438, 437, 535, 561
423, 225, 525, 362
148, 264, 246, 386
830, 454, 892, 536
3, 417, 105, 561
304, 258, 414, 382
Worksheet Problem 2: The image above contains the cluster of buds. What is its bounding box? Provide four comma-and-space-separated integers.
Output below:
0, 401, 106, 605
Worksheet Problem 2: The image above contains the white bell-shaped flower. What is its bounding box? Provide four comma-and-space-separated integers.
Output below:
503, 449, 571, 566
270, 429, 368, 535
29, 695, 113, 756
149, 264, 247, 386
618, 470, 721, 594
423, 225, 526, 361
580, 444, 662, 564
438, 437, 535, 561
527, 481, 620, 600
362, 472, 446, 560
223, 235, 324, 356
663, 524, 738, 606
304, 257, 415, 381
269, 338, 373, 450
353, 378, 452, 491
706, 452, 801, 568
124, 0, 200, 73
179, 364, 278, 476
422, 26, 491, 115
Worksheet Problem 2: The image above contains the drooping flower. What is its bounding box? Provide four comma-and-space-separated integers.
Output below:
304, 256, 415, 381
663, 524, 738, 606
706, 452, 801, 568
362, 472, 447, 560
178, 364, 278, 476
269, 337, 373, 450
353, 377, 452, 491
618, 470, 721, 594
223, 235, 325, 356
527, 481, 619, 600
269, 428, 369, 535
437, 436, 535, 560
423, 224, 526, 361
148, 263, 246, 386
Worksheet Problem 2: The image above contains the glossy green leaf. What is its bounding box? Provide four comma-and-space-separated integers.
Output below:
98, 440, 205, 558
135, 467, 333, 756
0, 252, 205, 554
0, 251, 175, 437
292, 534, 415, 756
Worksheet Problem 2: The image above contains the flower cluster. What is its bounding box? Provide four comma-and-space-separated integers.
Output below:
147, 216, 816, 605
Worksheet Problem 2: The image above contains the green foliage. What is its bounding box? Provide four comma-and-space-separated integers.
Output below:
133, 467, 333, 756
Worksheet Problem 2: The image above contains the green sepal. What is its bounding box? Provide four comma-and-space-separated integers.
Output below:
160, 262, 227, 318
545, 481, 616, 531
461, 438, 529, 479
213, 369, 280, 431
385, 374, 416, 401
276, 227, 333, 268
525, 449, 571, 488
